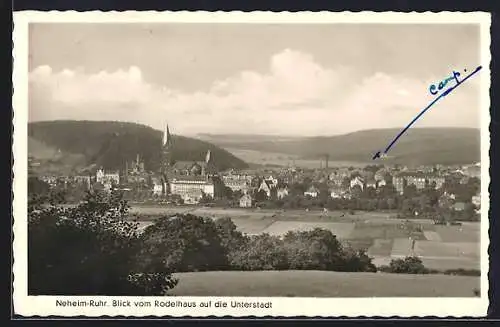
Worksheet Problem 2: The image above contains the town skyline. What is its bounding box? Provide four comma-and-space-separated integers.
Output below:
28, 23, 482, 137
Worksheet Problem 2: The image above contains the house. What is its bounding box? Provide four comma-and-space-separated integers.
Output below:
304, 185, 319, 198
277, 187, 289, 199
183, 189, 204, 205
329, 175, 345, 187
239, 194, 253, 208
329, 186, 345, 199
427, 175, 446, 189
350, 176, 364, 190
258, 179, 275, 198
96, 168, 120, 186
366, 179, 377, 189
151, 177, 163, 196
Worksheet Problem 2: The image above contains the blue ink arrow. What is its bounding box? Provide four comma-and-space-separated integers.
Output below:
372, 65, 482, 160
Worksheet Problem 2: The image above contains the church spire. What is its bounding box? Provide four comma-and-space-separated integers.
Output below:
205, 149, 211, 164
163, 122, 172, 147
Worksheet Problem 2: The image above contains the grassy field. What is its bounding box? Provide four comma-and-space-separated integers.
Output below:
224, 148, 369, 169
168, 271, 480, 297
130, 205, 481, 271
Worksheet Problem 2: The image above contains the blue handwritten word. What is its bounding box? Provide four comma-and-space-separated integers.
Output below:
429, 70, 463, 96
372, 66, 482, 160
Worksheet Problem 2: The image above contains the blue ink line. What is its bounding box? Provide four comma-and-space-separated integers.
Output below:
372, 65, 482, 160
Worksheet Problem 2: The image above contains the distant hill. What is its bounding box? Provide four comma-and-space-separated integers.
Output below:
199, 128, 481, 166
28, 120, 249, 173
197, 133, 303, 144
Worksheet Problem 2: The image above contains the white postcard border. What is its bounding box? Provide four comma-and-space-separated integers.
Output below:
12, 10, 492, 317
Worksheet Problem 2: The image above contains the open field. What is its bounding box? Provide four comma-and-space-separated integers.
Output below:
169, 270, 480, 297
129, 205, 481, 270
224, 148, 369, 168
261, 221, 355, 238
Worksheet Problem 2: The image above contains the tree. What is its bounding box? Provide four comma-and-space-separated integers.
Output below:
387, 256, 428, 274
283, 228, 344, 270
139, 214, 229, 272
28, 190, 177, 295
214, 217, 249, 267
231, 234, 289, 271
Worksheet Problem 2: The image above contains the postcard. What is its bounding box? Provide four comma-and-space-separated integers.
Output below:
12, 10, 491, 317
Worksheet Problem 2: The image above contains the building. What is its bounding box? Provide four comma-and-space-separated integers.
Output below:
72, 175, 92, 190
329, 186, 345, 199
427, 175, 445, 189
159, 122, 216, 198
405, 173, 426, 190
463, 164, 481, 178
183, 189, 204, 205
350, 176, 364, 190
151, 177, 163, 196
125, 154, 148, 183
277, 187, 289, 199
392, 175, 405, 194
170, 176, 215, 201
329, 174, 345, 187
366, 179, 377, 189
304, 185, 319, 198
239, 194, 253, 208
222, 174, 252, 193
258, 179, 275, 198
96, 168, 120, 186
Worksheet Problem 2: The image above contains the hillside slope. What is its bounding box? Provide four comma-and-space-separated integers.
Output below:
201, 128, 481, 166
28, 120, 249, 173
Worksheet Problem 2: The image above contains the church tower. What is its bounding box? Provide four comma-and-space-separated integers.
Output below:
161, 122, 174, 195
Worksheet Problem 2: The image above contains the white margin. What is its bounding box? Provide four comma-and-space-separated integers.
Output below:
12, 10, 492, 318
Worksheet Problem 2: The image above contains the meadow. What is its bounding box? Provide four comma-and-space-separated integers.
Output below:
131, 206, 481, 271
168, 271, 480, 297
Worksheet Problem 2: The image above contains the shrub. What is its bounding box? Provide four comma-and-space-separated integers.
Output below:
28, 190, 177, 295
214, 217, 249, 268
383, 256, 429, 274
283, 228, 344, 270
231, 234, 289, 271
339, 247, 377, 272
139, 214, 229, 272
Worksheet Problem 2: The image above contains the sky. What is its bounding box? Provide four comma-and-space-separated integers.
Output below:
28, 23, 482, 136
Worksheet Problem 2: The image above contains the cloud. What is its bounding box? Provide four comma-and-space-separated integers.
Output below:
28, 49, 481, 136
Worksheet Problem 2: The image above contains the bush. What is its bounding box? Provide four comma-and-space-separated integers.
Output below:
283, 228, 344, 270
230, 234, 289, 271
214, 217, 249, 268
28, 190, 177, 295
139, 214, 229, 272
339, 247, 377, 272
382, 256, 429, 274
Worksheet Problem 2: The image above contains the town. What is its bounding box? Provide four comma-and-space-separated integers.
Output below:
28, 123, 481, 225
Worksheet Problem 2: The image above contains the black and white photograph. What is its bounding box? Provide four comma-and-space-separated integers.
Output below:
13, 11, 490, 317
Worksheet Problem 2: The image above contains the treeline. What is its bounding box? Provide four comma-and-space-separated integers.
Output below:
140, 215, 377, 273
